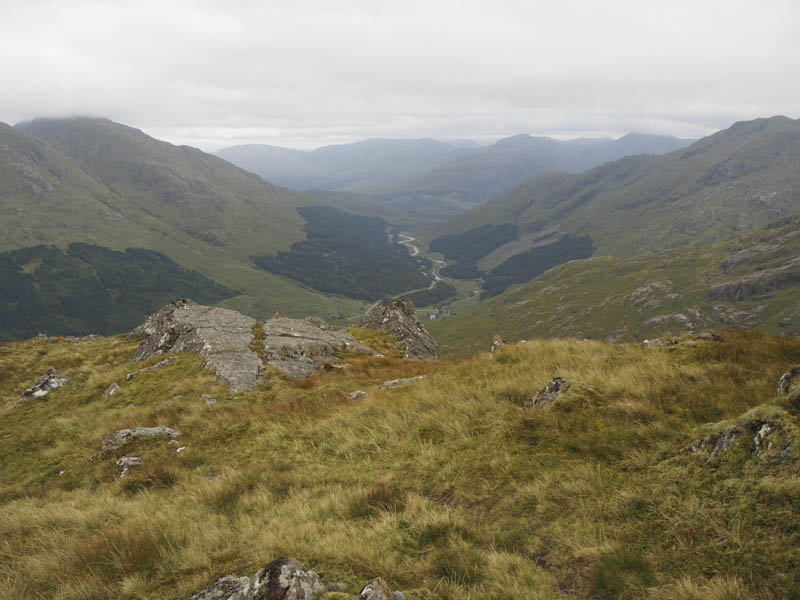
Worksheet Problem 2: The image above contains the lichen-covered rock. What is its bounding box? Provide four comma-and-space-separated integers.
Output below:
359, 299, 439, 359
130, 299, 263, 392
190, 556, 323, 600
359, 578, 393, 600
17, 368, 68, 406
778, 365, 800, 395
102, 426, 181, 453
525, 377, 569, 409
263, 317, 375, 378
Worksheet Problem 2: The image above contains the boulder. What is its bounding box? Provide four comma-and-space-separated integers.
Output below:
263, 317, 375, 378
17, 368, 68, 406
778, 365, 800, 395
525, 377, 569, 410
130, 299, 263, 392
103, 383, 120, 397
191, 556, 324, 600
359, 299, 439, 359
101, 426, 181, 453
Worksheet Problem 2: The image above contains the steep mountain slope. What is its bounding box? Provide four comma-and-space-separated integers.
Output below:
0, 118, 376, 330
431, 117, 800, 260
2, 317, 799, 599
370, 132, 691, 216
430, 214, 800, 356
216, 137, 467, 192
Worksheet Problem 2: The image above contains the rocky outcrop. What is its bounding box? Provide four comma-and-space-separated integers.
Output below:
692, 332, 725, 342
263, 317, 374, 378
101, 426, 181, 453
17, 368, 68, 406
190, 556, 323, 600
778, 366, 800, 395
707, 256, 800, 301
525, 377, 569, 409
359, 299, 439, 359
130, 299, 263, 392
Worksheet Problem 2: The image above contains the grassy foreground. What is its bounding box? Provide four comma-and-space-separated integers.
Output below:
1, 330, 799, 599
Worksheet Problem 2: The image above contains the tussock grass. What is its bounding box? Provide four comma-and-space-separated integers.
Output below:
0, 330, 799, 598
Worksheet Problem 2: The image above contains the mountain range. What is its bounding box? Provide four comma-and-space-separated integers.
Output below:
425, 116, 800, 297
217, 132, 692, 221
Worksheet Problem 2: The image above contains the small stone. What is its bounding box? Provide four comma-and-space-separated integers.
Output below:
392, 593, 408, 600
0, 345, 11, 352
489, 334, 504, 354
117, 456, 142, 478
59, 470, 65, 476
379, 375, 426, 389
176, 446, 186, 453
168, 439, 180, 446
360, 578, 393, 600
157, 396, 181, 410
692, 332, 725, 342
126, 403, 136, 409
778, 365, 800, 395
525, 377, 569, 410
349, 390, 368, 400
103, 383, 120, 397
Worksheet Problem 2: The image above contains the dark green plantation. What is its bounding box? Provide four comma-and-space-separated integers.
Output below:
254, 206, 430, 301
0, 244, 235, 339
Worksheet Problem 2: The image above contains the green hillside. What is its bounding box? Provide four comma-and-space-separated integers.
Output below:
430, 215, 800, 356
1, 324, 799, 598
428, 116, 800, 262
1, 118, 421, 331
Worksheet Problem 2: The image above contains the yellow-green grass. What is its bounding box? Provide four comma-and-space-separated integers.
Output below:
1, 330, 799, 599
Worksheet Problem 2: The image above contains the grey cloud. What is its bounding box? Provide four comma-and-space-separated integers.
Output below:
1, 0, 798, 150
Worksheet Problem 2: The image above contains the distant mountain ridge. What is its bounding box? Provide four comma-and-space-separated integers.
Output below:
216, 131, 692, 221
426, 116, 800, 296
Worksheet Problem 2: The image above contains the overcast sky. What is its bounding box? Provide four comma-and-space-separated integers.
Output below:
1, 0, 798, 150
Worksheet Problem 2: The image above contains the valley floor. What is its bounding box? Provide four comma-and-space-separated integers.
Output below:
1, 330, 799, 599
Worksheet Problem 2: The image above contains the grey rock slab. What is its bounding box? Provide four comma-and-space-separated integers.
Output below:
263, 317, 375, 378
130, 299, 263, 392
17, 368, 68, 406
102, 426, 181, 453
